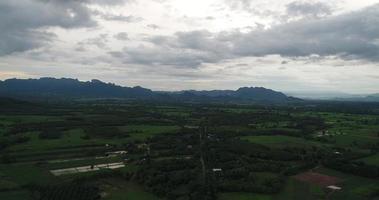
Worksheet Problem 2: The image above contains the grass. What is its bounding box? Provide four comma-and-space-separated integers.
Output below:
0, 115, 64, 125
219, 192, 272, 200
8, 125, 179, 151
218, 178, 324, 200
8, 129, 92, 151
0, 190, 32, 200
101, 179, 161, 200
242, 135, 323, 148
118, 125, 180, 140
357, 153, 379, 166
117, 163, 139, 174
0, 163, 57, 186
314, 167, 379, 200
273, 178, 323, 200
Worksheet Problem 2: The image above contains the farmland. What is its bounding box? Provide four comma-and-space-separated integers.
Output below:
0, 100, 378, 200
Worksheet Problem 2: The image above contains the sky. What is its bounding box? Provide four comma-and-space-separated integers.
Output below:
0, 0, 379, 94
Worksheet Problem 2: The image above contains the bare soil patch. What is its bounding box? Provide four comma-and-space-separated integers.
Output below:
294, 172, 342, 187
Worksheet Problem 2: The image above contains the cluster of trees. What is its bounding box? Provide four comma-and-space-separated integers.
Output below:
219, 176, 284, 194
28, 183, 100, 200
192, 110, 291, 127
135, 129, 318, 199
38, 130, 62, 140
6, 121, 88, 136
136, 159, 209, 199
0, 135, 30, 150
84, 126, 129, 139
292, 117, 327, 134
324, 160, 379, 178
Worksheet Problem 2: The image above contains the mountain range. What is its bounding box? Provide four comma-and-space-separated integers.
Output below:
0, 77, 299, 103
334, 94, 379, 102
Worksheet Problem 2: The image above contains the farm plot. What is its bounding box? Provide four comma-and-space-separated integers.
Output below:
294, 171, 342, 187
242, 135, 324, 148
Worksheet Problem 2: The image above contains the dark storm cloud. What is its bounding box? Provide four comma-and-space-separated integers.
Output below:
109, 3, 379, 67
0, 0, 130, 56
232, 3, 379, 61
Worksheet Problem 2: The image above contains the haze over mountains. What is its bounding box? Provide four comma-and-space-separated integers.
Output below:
0, 78, 299, 103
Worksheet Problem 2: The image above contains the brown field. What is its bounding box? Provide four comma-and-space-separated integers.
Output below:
294, 172, 342, 187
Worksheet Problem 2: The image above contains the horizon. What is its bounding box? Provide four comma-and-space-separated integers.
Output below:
1, 0, 379, 94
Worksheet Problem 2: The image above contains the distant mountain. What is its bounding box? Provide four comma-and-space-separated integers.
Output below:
0, 78, 153, 99
367, 94, 379, 99
0, 78, 299, 103
168, 87, 295, 103
285, 91, 362, 100
334, 94, 379, 102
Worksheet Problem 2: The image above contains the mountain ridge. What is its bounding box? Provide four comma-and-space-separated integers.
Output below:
0, 77, 299, 103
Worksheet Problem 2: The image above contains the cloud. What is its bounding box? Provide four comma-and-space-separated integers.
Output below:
87, 0, 133, 5
223, 0, 281, 18
0, 0, 96, 56
0, 0, 133, 56
114, 32, 129, 40
109, 3, 379, 67
78, 34, 109, 49
286, 1, 333, 18
41, 0, 132, 6
147, 24, 160, 29
232, 3, 379, 61
109, 44, 220, 67
109, 30, 233, 67
100, 13, 144, 22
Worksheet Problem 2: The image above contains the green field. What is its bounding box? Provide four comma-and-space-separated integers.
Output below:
219, 192, 271, 200
101, 179, 161, 200
8, 125, 180, 151
217, 178, 324, 200
0, 190, 32, 200
241, 135, 324, 148
0, 163, 58, 187
358, 153, 379, 166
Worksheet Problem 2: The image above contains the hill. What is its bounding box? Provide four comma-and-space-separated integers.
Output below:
0, 78, 299, 103
0, 78, 153, 100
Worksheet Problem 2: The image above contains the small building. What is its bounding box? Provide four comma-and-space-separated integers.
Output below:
212, 168, 222, 172
184, 125, 199, 129
327, 185, 342, 190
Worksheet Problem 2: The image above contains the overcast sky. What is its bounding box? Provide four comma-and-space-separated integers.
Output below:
0, 0, 379, 94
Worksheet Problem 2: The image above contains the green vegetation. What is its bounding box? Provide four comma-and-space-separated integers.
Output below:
358, 153, 379, 166
102, 180, 160, 200
219, 192, 271, 200
0, 100, 378, 200
242, 135, 324, 148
